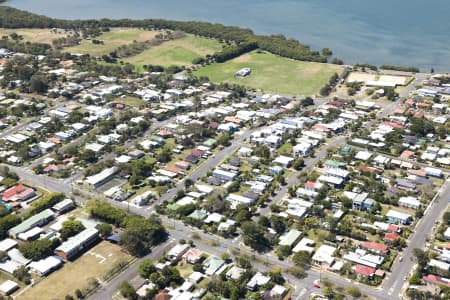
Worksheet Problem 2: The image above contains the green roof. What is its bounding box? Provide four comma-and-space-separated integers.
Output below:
56, 228, 98, 255
167, 203, 181, 211
188, 209, 208, 220
279, 229, 302, 247
203, 138, 217, 147
9, 209, 54, 237
52, 198, 74, 211
325, 160, 346, 168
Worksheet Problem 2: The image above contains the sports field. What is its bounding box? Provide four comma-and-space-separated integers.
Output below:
0, 28, 67, 44
17, 241, 132, 300
193, 51, 343, 96
65, 28, 160, 56
124, 35, 223, 69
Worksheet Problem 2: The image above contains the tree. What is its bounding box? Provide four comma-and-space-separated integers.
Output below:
98, 223, 112, 238
19, 239, 53, 261
138, 259, 156, 278
346, 286, 362, 298
75, 289, 83, 299
301, 97, 314, 107
60, 219, 85, 241
292, 251, 311, 268
13, 265, 31, 284
120, 217, 166, 256
65, 295, 75, 300
276, 245, 292, 259
29, 75, 48, 94
119, 281, 137, 300
241, 221, 270, 252
0, 250, 7, 261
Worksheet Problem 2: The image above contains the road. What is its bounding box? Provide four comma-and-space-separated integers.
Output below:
382, 180, 450, 298
6, 72, 435, 299
90, 240, 177, 300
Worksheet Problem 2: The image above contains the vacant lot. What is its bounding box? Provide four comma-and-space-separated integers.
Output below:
124, 35, 223, 69
18, 241, 132, 300
0, 28, 67, 44
65, 28, 160, 56
194, 51, 343, 96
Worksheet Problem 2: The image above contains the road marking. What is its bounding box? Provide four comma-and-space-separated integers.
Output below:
299, 288, 307, 297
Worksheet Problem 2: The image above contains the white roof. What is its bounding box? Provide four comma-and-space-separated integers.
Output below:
398, 196, 421, 208
115, 155, 132, 164
386, 209, 411, 220
204, 213, 223, 224
195, 184, 213, 195
0, 239, 17, 252
0, 280, 18, 294
292, 237, 315, 253
85, 167, 118, 185
274, 155, 294, 165
312, 245, 336, 265
355, 151, 372, 161
17, 227, 43, 241
29, 256, 62, 275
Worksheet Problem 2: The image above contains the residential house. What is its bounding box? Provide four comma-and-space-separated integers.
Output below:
182, 248, 203, 264
246, 272, 270, 291
167, 244, 190, 261
9, 209, 54, 238
398, 196, 421, 210
386, 210, 412, 225
203, 257, 225, 276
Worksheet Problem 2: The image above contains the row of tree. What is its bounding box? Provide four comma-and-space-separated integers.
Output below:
0, 6, 330, 63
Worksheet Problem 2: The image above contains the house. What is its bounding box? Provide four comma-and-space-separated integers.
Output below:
293, 142, 312, 156
278, 229, 302, 247
246, 272, 270, 291
1, 184, 36, 202
0, 280, 19, 295
423, 274, 450, 288
429, 259, 450, 271
296, 181, 322, 199
398, 196, 421, 210
9, 209, 54, 238
395, 178, 416, 191
444, 227, 450, 240
344, 249, 384, 268
0, 239, 17, 253
355, 264, 376, 278
167, 244, 190, 261
182, 248, 203, 264
28, 256, 62, 276
212, 169, 237, 181
52, 198, 75, 214
361, 241, 389, 255
274, 155, 294, 168
293, 238, 315, 254
312, 245, 336, 266
55, 228, 99, 260
85, 167, 118, 188
343, 192, 374, 211
386, 209, 412, 225
226, 265, 246, 280
226, 194, 255, 207
203, 257, 225, 276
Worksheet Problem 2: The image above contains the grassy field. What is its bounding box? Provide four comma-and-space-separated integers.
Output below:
65, 28, 160, 56
0, 28, 67, 44
124, 35, 223, 69
194, 51, 343, 96
18, 242, 132, 300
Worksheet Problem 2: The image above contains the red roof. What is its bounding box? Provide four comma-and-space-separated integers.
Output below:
311, 125, 331, 132
2, 184, 35, 202
381, 121, 404, 129
400, 150, 415, 159
305, 181, 316, 189
358, 166, 377, 173
355, 264, 376, 277
408, 169, 426, 177
384, 232, 400, 242
404, 99, 415, 106
191, 149, 205, 156
361, 241, 389, 254
423, 274, 450, 287
2, 184, 26, 199
375, 269, 385, 277
387, 224, 401, 233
